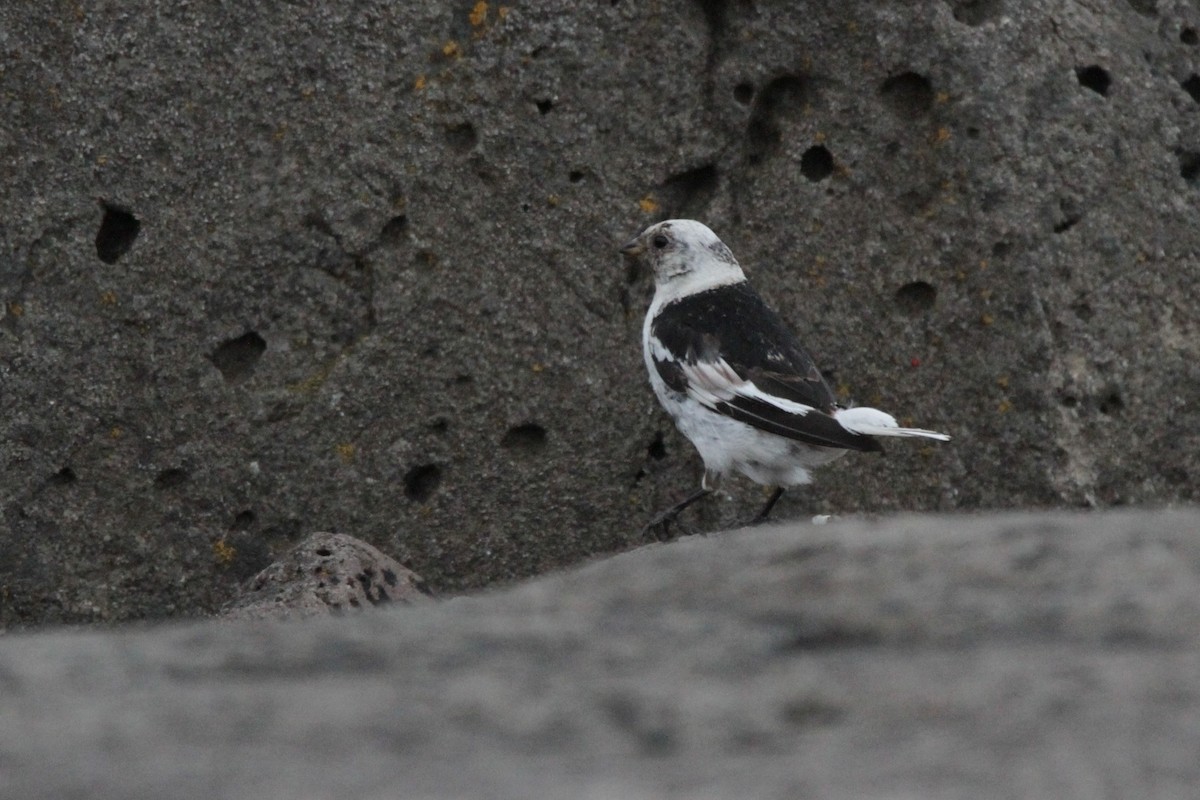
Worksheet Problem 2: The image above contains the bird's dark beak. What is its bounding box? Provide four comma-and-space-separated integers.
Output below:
620, 237, 645, 257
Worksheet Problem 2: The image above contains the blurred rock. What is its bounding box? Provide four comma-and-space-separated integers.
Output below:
220, 532, 430, 621
1, 508, 1198, 799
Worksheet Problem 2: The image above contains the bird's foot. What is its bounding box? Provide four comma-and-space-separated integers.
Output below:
643, 488, 711, 541
643, 507, 705, 541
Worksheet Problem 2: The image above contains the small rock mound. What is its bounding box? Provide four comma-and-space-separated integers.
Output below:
220, 532, 430, 621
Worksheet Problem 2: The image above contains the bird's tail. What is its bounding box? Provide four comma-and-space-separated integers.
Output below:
833, 406, 951, 441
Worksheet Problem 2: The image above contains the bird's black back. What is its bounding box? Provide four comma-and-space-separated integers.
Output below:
651, 281, 883, 452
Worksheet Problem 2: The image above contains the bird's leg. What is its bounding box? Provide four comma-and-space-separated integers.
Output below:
750, 487, 785, 525
644, 487, 712, 540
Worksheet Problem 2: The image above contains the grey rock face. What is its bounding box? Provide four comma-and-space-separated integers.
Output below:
219, 532, 430, 621
2, 509, 1198, 799
2, 1, 1200, 625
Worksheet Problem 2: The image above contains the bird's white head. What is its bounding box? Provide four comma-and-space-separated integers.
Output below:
621, 219, 746, 302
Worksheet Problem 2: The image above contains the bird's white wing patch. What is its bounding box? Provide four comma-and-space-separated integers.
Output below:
834, 406, 951, 441
681, 359, 815, 416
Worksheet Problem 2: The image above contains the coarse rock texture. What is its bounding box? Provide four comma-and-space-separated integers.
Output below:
2, 508, 1199, 799
2, 0, 1200, 626
219, 532, 431, 621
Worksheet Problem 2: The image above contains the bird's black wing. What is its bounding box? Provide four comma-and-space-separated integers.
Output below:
650, 282, 883, 452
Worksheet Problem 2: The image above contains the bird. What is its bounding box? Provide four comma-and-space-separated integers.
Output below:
620, 219, 950, 535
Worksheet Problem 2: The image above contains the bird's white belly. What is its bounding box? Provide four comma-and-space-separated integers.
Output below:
650, 377, 845, 488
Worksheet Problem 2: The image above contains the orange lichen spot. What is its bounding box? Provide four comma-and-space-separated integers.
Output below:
96, 155, 109, 166
7, 302, 24, 318
272, 124, 287, 142
547, 194, 560, 207
931, 126, 951, 145
979, 259, 988, 270
498, 5, 510, 19
531, 362, 545, 373
638, 195, 660, 213
979, 288, 993, 300
442, 40, 462, 58
956, 269, 967, 282
300, 86, 315, 99
836, 383, 851, 399
845, 20, 859, 33
108, 426, 123, 439
336, 443, 356, 464
936, 91, 951, 104
213, 538, 236, 565
996, 375, 1010, 389
981, 312, 995, 326
469, 1, 488, 26
100, 290, 117, 306
813, 131, 827, 143
414, 74, 427, 91
997, 399, 1013, 414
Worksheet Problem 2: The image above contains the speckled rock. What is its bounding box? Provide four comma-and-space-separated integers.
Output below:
219, 532, 430, 621
1, 508, 1198, 799
2, 0, 1200, 626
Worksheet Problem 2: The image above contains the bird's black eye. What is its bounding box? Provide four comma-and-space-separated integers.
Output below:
652, 234, 669, 249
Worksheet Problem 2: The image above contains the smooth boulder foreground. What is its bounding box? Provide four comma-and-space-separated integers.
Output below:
3, 0, 1200, 627
3, 508, 1199, 799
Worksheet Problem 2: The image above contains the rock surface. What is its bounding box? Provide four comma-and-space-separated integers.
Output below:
219, 532, 430, 621
3, 0, 1200, 625
2, 508, 1199, 799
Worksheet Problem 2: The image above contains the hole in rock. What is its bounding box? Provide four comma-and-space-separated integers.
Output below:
210, 331, 267, 383
950, 0, 1004, 26
445, 122, 477, 152
880, 72, 934, 118
746, 74, 811, 164
799, 145, 834, 182
1178, 150, 1200, 184
1053, 215, 1081, 234
1098, 390, 1123, 415
894, 281, 938, 315
1183, 27, 1199, 45
379, 215, 408, 246
647, 432, 666, 461
501, 423, 547, 451
733, 82, 754, 105
1076, 65, 1111, 96
1181, 74, 1200, 103
661, 163, 719, 216
155, 468, 188, 489
95, 203, 141, 264
536, 99, 554, 115
404, 463, 442, 502
47, 467, 77, 487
